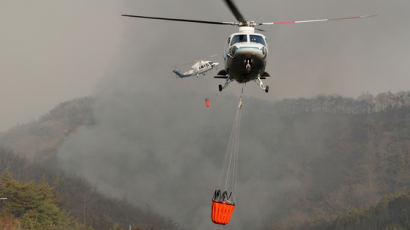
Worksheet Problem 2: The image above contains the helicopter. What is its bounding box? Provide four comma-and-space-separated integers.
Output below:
173, 60, 219, 78
122, 0, 375, 93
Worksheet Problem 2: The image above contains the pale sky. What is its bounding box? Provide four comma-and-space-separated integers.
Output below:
1, 0, 410, 131
0, 0, 122, 131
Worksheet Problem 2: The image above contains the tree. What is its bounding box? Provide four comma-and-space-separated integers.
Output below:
0, 170, 86, 230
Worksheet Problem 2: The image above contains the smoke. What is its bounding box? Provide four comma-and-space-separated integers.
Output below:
58, 89, 233, 228
57, 0, 410, 229
57, 89, 339, 229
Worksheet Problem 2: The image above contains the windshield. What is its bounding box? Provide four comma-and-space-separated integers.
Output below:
230, 34, 248, 45
250, 35, 266, 45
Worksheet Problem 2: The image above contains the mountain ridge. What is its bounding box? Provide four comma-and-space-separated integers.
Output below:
2, 92, 410, 229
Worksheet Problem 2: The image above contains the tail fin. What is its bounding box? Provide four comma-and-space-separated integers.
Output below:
173, 70, 189, 78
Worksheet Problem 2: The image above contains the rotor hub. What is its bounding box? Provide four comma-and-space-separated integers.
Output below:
238, 21, 257, 27
238, 26, 255, 33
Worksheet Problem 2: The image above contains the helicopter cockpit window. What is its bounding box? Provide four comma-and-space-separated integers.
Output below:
231, 34, 248, 45
250, 35, 266, 45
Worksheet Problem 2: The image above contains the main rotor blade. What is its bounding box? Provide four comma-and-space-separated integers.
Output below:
122, 14, 237, 25
224, 0, 247, 24
260, 14, 376, 25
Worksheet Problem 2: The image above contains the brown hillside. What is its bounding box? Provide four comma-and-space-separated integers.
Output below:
0, 97, 94, 162
2, 93, 410, 229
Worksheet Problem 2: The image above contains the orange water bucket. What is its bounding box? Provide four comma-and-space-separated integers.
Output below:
211, 200, 235, 225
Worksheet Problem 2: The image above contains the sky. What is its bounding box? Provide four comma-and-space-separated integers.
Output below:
1, 0, 410, 131
0, 0, 122, 131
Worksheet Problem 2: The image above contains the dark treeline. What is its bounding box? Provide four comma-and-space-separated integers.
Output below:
275, 91, 410, 114
0, 148, 180, 230
299, 191, 410, 230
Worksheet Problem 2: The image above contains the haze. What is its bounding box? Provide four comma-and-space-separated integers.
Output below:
2, 0, 410, 229
0, 0, 122, 131
54, 0, 410, 229
1, 0, 409, 131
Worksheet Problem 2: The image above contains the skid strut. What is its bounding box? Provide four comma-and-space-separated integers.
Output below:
219, 77, 233, 92
257, 76, 269, 93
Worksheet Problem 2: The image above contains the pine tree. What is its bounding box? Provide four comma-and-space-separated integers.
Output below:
0, 170, 91, 230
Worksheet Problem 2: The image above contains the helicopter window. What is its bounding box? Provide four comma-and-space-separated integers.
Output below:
231, 34, 248, 45
250, 35, 266, 45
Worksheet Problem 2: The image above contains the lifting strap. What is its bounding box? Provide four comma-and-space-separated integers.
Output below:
216, 86, 244, 203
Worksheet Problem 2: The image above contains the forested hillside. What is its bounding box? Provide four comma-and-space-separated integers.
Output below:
2, 92, 410, 229
243, 102, 410, 229
0, 148, 179, 230
299, 191, 410, 230
0, 170, 89, 230
0, 97, 94, 162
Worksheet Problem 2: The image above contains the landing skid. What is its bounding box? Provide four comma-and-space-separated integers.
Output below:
219, 77, 233, 92
217, 76, 269, 93
257, 76, 269, 93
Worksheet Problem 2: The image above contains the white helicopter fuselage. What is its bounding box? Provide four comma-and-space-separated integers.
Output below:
224, 27, 268, 83
173, 60, 219, 78
192, 60, 219, 76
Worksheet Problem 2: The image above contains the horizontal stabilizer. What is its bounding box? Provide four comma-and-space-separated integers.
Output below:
173, 70, 191, 78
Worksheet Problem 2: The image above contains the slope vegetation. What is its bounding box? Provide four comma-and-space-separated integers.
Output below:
300, 191, 410, 230
2, 92, 410, 229
0, 148, 178, 230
